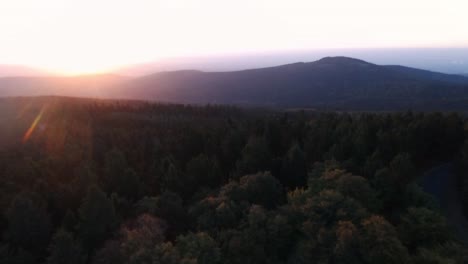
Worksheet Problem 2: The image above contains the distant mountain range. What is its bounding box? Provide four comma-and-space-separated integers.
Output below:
1, 57, 468, 111
0, 65, 48, 77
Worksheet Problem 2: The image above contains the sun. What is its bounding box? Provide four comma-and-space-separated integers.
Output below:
27, 47, 166, 76
28, 44, 169, 76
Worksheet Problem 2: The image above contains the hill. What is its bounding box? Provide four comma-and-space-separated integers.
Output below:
0, 74, 126, 98
1, 57, 468, 111
112, 57, 468, 110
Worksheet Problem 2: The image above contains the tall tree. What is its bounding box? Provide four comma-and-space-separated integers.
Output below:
175, 232, 221, 264
47, 229, 86, 264
359, 215, 410, 264
280, 143, 307, 188
5, 192, 51, 253
78, 186, 117, 252
236, 136, 271, 177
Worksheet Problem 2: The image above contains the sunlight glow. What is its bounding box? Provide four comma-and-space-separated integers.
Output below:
1, 0, 467, 75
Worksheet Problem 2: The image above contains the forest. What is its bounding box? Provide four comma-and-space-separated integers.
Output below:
0, 96, 468, 264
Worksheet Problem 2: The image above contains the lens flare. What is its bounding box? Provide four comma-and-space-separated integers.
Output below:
22, 106, 45, 143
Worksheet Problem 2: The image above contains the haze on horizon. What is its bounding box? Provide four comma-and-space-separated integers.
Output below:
1, 0, 467, 75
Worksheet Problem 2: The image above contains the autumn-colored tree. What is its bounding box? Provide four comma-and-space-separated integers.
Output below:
359, 215, 410, 264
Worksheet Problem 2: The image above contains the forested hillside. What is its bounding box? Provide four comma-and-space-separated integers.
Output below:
0, 97, 467, 264
115, 57, 468, 110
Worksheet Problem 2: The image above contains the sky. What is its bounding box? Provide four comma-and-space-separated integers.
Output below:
0, 0, 467, 75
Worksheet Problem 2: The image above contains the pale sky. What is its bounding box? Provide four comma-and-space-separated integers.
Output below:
0, 0, 467, 75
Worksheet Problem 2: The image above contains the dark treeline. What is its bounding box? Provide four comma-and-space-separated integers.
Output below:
0, 97, 467, 264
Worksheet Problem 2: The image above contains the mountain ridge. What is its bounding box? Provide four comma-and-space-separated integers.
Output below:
113, 57, 468, 108
1, 57, 468, 111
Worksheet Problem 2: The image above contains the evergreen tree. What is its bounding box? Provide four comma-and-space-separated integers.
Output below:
78, 186, 117, 252
47, 229, 86, 264
5, 193, 51, 253
280, 143, 307, 188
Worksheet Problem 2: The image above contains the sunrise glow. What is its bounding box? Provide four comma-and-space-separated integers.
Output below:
1, 0, 467, 75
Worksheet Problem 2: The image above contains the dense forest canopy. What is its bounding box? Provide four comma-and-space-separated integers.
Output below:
0, 96, 468, 264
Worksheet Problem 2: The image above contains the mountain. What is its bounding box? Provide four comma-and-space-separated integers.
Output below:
1, 57, 468, 111
115, 48, 468, 76
113, 57, 468, 110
